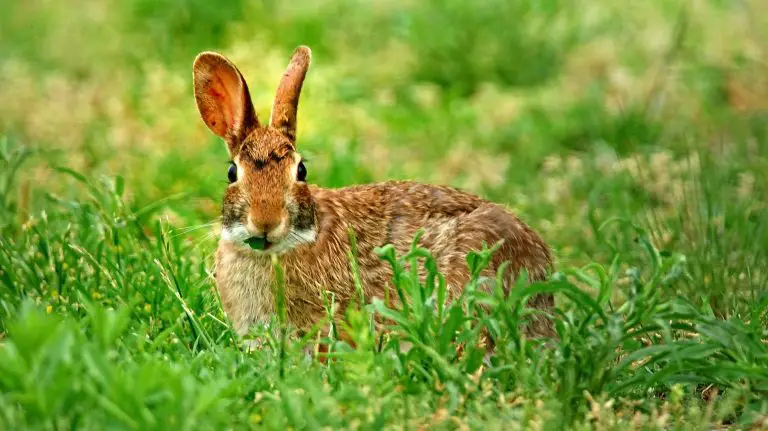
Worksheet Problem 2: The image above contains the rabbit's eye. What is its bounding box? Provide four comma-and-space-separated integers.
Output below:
297, 161, 307, 182
227, 162, 237, 183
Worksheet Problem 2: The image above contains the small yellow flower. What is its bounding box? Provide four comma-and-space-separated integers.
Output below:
144, 303, 152, 312
46, 305, 53, 314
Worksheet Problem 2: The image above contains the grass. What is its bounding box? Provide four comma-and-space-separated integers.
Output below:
1, 0, 768, 429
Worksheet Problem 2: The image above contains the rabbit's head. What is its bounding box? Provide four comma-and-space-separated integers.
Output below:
193, 47, 315, 253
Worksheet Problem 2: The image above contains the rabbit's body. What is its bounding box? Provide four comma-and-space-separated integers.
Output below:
215, 180, 553, 337
192, 46, 554, 346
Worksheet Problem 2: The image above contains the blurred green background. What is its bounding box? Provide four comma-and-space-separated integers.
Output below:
1, 0, 767, 312
2, 1, 768, 428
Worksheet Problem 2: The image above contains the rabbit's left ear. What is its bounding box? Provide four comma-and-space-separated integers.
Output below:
193, 52, 259, 155
270, 46, 311, 143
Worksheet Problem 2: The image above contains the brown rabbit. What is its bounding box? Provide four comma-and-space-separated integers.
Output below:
192, 46, 554, 349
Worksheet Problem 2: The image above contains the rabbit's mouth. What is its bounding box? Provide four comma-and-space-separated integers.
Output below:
229, 225, 317, 255
244, 236, 272, 251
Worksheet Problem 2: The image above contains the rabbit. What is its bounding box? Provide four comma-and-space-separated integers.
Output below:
192, 46, 555, 352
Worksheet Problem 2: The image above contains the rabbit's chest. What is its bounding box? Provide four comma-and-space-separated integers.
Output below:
215, 245, 275, 335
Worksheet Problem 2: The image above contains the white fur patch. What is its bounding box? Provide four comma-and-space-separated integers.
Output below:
268, 227, 318, 254
232, 156, 245, 184
220, 223, 317, 255
221, 223, 250, 243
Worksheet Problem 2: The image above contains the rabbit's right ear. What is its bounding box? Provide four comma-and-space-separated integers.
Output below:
193, 52, 260, 154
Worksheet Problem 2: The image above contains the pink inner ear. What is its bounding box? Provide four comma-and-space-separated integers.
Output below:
208, 88, 226, 127
195, 55, 255, 139
208, 80, 234, 131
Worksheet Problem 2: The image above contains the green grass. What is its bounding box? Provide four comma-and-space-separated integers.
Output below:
1, 0, 768, 429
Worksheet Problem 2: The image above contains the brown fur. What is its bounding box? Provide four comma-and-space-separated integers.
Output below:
270, 46, 311, 142
192, 46, 555, 349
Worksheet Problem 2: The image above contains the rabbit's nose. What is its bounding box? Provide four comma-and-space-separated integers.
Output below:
246, 214, 284, 238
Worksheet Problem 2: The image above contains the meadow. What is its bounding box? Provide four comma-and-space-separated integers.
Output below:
1, 0, 767, 429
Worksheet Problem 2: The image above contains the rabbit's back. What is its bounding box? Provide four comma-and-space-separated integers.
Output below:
311, 180, 551, 286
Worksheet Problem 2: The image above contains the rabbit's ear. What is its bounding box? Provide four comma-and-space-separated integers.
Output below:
270, 46, 311, 143
193, 52, 259, 153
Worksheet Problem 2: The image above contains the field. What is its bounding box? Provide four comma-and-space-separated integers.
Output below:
1, 0, 768, 429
